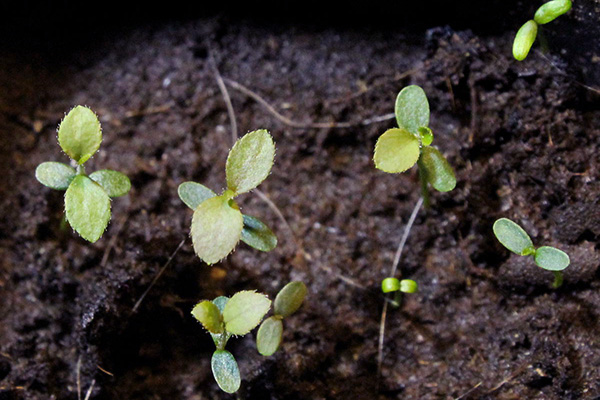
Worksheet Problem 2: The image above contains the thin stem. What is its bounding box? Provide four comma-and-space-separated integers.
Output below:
417, 161, 430, 209
552, 271, 563, 289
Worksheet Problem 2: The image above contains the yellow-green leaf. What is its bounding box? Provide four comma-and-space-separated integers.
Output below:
241, 214, 277, 252
419, 146, 456, 192
535, 246, 570, 271
534, 0, 572, 25
256, 316, 283, 356
223, 290, 271, 336
64, 175, 111, 243
89, 170, 131, 197
191, 300, 224, 334
226, 129, 275, 195
395, 85, 430, 134
374, 128, 420, 173
178, 182, 216, 210
273, 281, 307, 318
35, 162, 76, 190
513, 20, 538, 61
211, 350, 241, 393
191, 194, 244, 265
58, 106, 102, 164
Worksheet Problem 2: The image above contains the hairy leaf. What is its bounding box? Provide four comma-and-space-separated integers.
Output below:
535, 246, 570, 271
395, 85, 430, 134
274, 281, 307, 318
373, 128, 420, 173
226, 129, 275, 195
513, 20, 538, 61
89, 170, 131, 197
191, 194, 244, 265
178, 181, 217, 210
191, 301, 224, 334
241, 214, 277, 252
256, 316, 283, 356
64, 175, 111, 243
493, 218, 535, 256
223, 290, 271, 336
35, 162, 76, 190
211, 350, 241, 393
58, 106, 102, 164
419, 146, 456, 192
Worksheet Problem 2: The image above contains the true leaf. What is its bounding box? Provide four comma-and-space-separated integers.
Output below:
534, 0, 572, 24
89, 170, 131, 197
395, 85, 430, 134
211, 350, 241, 394
241, 214, 277, 252
64, 175, 111, 243
226, 129, 275, 195
178, 181, 217, 210
210, 297, 231, 349
274, 281, 307, 318
58, 105, 102, 164
256, 316, 283, 356
419, 146, 456, 192
513, 20, 538, 61
493, 218, 535, 256
535, 246, 570, 271
191, 301, 224, 334
35, 162, 76, 190
373, 128, 420, 173
190, 194, 244, 265
223, 290, 271, 336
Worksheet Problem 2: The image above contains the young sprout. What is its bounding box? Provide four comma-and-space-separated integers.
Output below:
512, 0, 572, 61
373, 85, 456, 207
256, 281, 307, 356
381, 277, 418, 307
493, 218, 570, 288
178, 130, 277, 265
35, 106, 131, 243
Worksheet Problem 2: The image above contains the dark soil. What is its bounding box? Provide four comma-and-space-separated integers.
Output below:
1, 2, 600, 399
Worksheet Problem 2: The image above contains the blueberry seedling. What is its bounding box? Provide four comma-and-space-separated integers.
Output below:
512, 0, 572, 61
35, 106, 131, 243
178, 129, 277, 265
373, 85, 456, 208
493, 218, 570, 288
256, 281, 307, 356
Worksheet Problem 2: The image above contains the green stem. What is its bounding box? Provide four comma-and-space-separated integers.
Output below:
76, 164, 86, 175
417, 161, 430, 209
552, 271, 563, 289
537, 27, 549, 54
389, 291, 403, 308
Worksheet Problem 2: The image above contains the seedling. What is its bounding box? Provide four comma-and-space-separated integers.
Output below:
191, 282, 306, 393
380, 277, 417, 307
35, 106, 131, 243
512, 0, 572, 61
373, 85, 456, 208
493, 218, 570, 288
178, 129, 277, 265
256, 281, 307, 356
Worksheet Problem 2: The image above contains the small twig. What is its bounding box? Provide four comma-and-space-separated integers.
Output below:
83, 380, 96, 400
76, 356, 82, 400
132, 238, 186, 312
487, 363, 529, 394
376, 196, 424, 385
454, 382, 483, 400
124, 104, 172, 119
100, 214, 129, 268
222, 77, 394, 129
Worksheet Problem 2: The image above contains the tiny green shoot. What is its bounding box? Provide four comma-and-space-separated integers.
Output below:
493, 218, 570, 288
35, 106, 131, 243
381, 277, 418, 307
512, 0, 572, 61
178, 130, 277, 265
373, 85, 456, 207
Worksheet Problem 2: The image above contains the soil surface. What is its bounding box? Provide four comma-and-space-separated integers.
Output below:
1, 3, 600, 399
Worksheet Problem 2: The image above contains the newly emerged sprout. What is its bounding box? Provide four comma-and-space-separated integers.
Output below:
512, 0, 572, 61
178, 130, 277, 265
381, 277, 417, 307
493, 218, 570, 288
256, 281, 307, 356
191, 282, 305, 393
373, 85, 456, 207
35, 106, 131, 243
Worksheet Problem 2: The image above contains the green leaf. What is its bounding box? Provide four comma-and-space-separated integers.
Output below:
64, 175, 111, 243
381, 277, 400, 293
58, 106, 102, 164
492, 218, 535, 256
177, 182, 217, 210
223, 290, 271, 336
256, 316, 283, 356
395, 85, 430, 134
190, 194, 244, 265
273, 281, 307, 318
35, 162, 76, 190
513, 20, 538, 61
241, 214, 278, 252
418, 127, 433, 146
535, 246, 570, 271
191, 300, 224, 334
373, 128, 420, 173
534, 0, 572, 24
226, 129, 275, 195
211, 350, 241, 394
419, 146, 456, 192
399, 279, 418, 294
210, 297, 231, 349
89, 170, 131, 197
